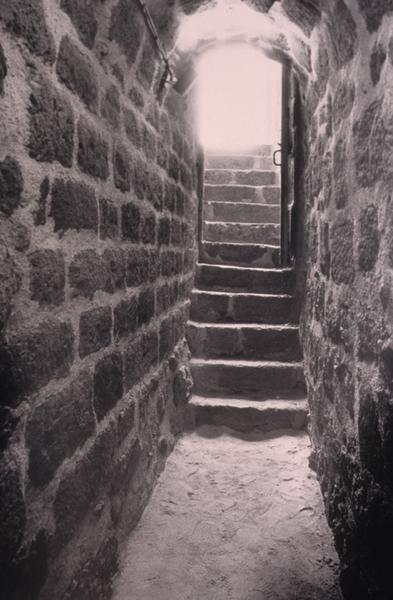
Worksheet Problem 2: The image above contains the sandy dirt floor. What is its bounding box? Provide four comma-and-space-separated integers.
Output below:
113, 426, 343, 600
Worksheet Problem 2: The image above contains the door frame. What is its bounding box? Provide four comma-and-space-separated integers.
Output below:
280, 59, 292, 267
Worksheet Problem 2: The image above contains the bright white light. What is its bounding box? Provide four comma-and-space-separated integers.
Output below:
196, 44, 282, 152
177, 0, 276, 53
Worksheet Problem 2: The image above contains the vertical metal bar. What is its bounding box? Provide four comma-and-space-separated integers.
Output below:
280, 61, 291, 267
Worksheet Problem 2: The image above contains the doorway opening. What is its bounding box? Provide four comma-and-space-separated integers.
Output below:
194, 43, 292, 268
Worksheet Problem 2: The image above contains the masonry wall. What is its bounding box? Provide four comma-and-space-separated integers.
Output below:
301, 2, 393, 598
0, 1, 198, 598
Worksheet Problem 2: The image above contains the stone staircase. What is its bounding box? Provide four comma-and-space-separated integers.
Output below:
186, 146, 308, 434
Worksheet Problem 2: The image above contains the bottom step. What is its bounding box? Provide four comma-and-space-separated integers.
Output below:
191, 359, 306, 398
186, 396, 308, 433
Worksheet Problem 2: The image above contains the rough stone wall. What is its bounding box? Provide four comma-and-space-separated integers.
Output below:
0, 1, 197, 598
301, 1, 393, 598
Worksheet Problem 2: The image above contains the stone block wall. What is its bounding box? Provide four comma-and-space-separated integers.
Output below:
301, 1, 393, 598
0, 1, 198, 598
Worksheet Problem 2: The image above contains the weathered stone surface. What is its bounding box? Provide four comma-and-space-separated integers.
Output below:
158, 216, 171, 246
0, 319, 74, 406
330, 220, 355, 285
28, 78, 74, 168
148, 249, 160, 283
6, 528, 49, 600
359, 394, 384, 480
124, 108, 141, 147
117, 398, 136, 444
188, 322, 301, 362
281, 0, 320, 36
326, 293, 354, 353
114, 295, 138, 339
353, 100, 389, 189
332, 137, 348, 209
110, 438, 143, 523
114, 144, 132, 192
319, 221, 330, 277
34, 177, 49, 226
0, 405, 18, 451
53, 423, 116, 550
159, 317, 173, 361
99, 198, 118, 240
145, 167, 163, 210
191, 359, 305, 398
129, 86, 144, 109
0, 459, 26, 583
94, 353, 123, 421
327, 0, 357, 68
357, 299, 386, 362
204, 221, 280, 245
389, 36, 393, 66
63, 535, 118, 600
358, 0, 393, 33
123, 328, 159, 391
315, 43, 329, 97
51, 179, 98, 233
60, 0, 98, 48
370, 43, 386, 85
196, 263, 294, 294
0, 0, 55, 62
0, 42, 7, 95
125, 247, 149, 287
332, 78, 355, 127
0, 157, 23, 217
0, 244, 21, 331
29, 249, 65, 306
102, 85, 121, 129
109, 0, 144, 64
191, 290, 296, 325
141, 211, 156, 244
137, 39, 157, 90
138, 288, 155, 325
79, 306, 112, 357
358, 205, 379, 272
26, 371, 95, 487
69, 250, 107, 299
121, 202, 140, 241
56, 36, 98, 112
77, 118, 109, 180
173, 365, 193, 407
103, 248, 126, 293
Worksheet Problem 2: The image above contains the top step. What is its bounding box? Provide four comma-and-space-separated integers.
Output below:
207, 145, 273, 157
205, 169, 278, 187
205, 155, 276, 171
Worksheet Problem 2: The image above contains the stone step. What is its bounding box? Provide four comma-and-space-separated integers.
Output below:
190, 359, 306, 399
204, 222, 280, 244
190, 290, 297, 324
186, 396, 308, 433
200, 242, 280, 268
205, 169, 278, 187
196, 264, 294, 294
206, 144, 273, 158
205, 155, 275, 170
204, 202, 280, 224
204, 184, 280, 205
187, 322, 302, 361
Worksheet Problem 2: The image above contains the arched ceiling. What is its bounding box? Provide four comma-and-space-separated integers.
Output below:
170, 0, 321, 84
145, 0, 329, 91
178, 0, 321, 37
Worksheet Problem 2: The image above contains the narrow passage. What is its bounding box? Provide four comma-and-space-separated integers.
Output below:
113, 426, 343, 600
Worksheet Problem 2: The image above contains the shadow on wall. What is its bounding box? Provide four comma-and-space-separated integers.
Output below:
2, 0, 393, 599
